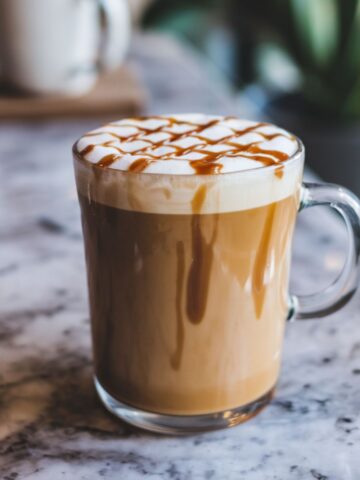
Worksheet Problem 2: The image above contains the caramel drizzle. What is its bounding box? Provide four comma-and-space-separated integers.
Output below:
79, 116, 293, 175
80, 144, 95, 156
128, 158, 151, 173
190, 161, 223, 175
186, 185, 220, 324
97, 154, 120, 168
170, 241, 186, 370
252, 203, 277, 319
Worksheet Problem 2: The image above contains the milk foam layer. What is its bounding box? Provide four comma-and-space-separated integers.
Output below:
75, 114, 299, 175
74, 114, 304, 214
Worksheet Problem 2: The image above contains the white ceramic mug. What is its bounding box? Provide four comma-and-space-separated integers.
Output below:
0, 0, 131, 96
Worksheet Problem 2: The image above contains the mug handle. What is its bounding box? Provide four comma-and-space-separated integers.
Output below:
288, 182, 360, 321
96, 0, 131, 71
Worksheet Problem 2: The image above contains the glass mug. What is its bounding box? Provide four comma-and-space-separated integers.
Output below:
73, 116, 360, 434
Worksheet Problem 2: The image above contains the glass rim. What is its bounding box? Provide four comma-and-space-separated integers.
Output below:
72, 133, 305, 179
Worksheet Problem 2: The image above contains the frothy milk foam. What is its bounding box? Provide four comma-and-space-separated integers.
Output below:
74, 114, 303, 214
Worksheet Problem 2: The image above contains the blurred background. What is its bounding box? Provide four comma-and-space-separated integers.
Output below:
137, 0, 360, 193
1, 0, 360, 192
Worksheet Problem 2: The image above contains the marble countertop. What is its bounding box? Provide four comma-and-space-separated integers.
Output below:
0, 34, 360, 480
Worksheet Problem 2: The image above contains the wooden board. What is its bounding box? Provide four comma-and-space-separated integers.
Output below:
0, 66, 147, 120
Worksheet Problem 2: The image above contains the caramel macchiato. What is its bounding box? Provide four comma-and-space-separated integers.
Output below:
74, 114, 302, 416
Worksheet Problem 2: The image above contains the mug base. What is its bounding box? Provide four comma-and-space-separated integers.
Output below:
94, 377, 275, 435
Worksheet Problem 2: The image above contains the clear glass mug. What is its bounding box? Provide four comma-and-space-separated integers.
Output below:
73, 135, 360, 435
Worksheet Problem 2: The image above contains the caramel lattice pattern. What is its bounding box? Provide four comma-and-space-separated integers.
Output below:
80, 116, 293, 175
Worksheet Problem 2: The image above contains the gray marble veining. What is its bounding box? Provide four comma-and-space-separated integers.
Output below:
0, 34, 359, 480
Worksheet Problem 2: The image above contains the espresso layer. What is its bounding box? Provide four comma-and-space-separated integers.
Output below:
79, 194, 299, 415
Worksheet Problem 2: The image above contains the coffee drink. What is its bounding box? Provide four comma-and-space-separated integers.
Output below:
74, 114, 303, 416
0, 0, 130, 96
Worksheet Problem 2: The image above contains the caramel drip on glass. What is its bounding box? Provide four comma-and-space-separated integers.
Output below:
252, 203, 277, 319
191, 184, 208, 214
170, 241, 185, 370
79, 116, 293, 176
275, 166, 284, 179
186, 185, 219, 325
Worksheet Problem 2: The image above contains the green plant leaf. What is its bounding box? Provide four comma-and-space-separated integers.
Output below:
336, 0, 359, 53
342, 1, 360, 114
290, 0, 338, 69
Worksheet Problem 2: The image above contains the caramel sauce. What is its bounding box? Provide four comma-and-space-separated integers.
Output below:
78, 116, 293, 177
246, 145, 288, 162
190, 160, 223, 175
186, 185, 219, 324
128, 158, 151, 173
275, 166, 284, 179
252, 203, 277, 319
80, 144, 95, 156
97, 154, 120, 168
258, 132, 285, 141
163, 188, 172, 199
170, 241, 185, 370
239, 154, 278, 167
186, 214, 219, 324
234, 122, 267, 136
191, 184, 208, 214
195, 133, 232, 145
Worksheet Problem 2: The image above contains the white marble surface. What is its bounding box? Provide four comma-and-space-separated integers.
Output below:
0, 34, 360, 480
